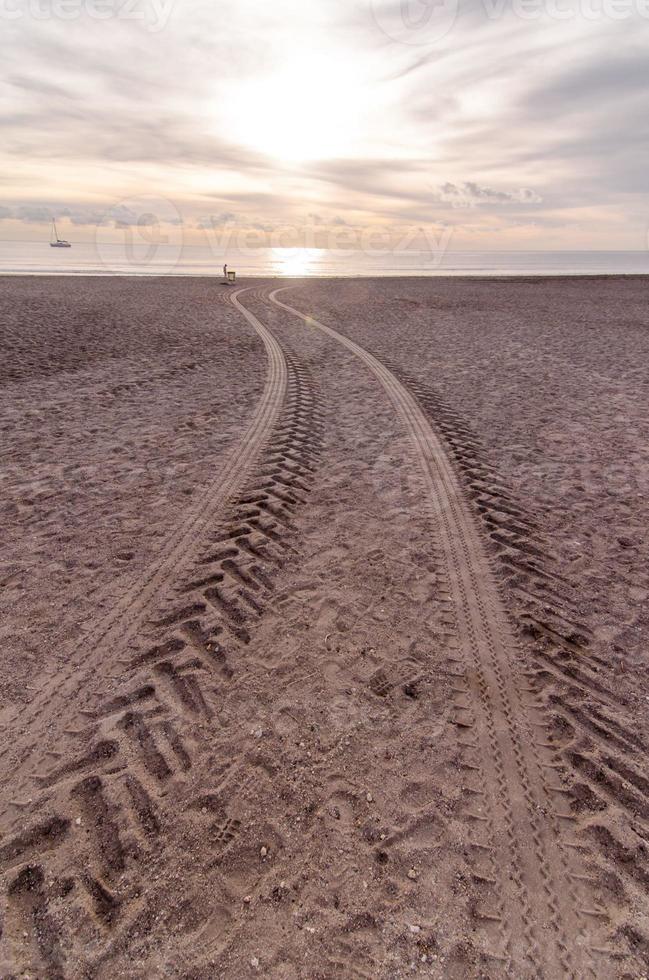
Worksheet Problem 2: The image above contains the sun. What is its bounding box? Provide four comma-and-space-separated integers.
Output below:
224, 56, 363, 163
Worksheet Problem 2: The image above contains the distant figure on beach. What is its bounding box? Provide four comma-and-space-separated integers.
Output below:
223, 263, 227, 280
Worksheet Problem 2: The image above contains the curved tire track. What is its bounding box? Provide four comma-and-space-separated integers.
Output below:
267, 285, 598, 978
0, 300, 323, 978
0, 289, 287, 783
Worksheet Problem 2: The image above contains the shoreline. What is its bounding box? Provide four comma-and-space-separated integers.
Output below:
3, 270, 649, 280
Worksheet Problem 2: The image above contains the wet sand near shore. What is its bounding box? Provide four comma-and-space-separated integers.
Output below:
0, 274, 647, 978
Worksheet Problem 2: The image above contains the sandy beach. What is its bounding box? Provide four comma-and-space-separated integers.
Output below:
0, 274, 648, 978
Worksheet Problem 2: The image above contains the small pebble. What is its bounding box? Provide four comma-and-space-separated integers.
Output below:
260, 846, 268, 858
75, 817, 82, 826
407, 868, 418, 880
250, 956, 259, 969
243, 895, 251, 904
366, 792, 373, 803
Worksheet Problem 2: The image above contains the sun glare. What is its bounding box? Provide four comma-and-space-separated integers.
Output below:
225, 56, 363, 163
270, 247, 320, 276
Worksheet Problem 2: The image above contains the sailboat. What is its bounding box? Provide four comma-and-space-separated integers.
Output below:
50, 219, 71, 248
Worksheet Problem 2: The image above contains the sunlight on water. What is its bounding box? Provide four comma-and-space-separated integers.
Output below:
2, 241, 649, 277
269, 247, 322, 277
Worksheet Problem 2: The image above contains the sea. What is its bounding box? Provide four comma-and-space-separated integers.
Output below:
2, 241, 649, 277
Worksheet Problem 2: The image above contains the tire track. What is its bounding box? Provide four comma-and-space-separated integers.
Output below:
389, 369, 649, 963
266, 285, 601, 977
0, 289, 287, 787
0, 322, 323, 979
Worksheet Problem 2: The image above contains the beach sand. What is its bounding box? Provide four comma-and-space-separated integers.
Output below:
0, 274, 647, 977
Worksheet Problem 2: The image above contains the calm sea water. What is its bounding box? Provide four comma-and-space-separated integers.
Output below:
2, 241, 649, 277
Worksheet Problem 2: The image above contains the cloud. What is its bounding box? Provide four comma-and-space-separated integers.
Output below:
103, 204, 183, 227
13, 204, 55, 223
521, 49, 649, 118
437, 182, 543, 207
0, 202, 184, 227
1, 0, 648, 248
197, 212, 237, 229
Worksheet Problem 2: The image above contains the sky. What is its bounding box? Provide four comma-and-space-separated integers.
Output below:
1, 0, 648, 250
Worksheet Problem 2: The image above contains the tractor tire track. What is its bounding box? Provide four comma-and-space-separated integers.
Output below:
0, 297, 326, 978
266, 285, 602, 978
392, 370, 649, 972
0, 289, 287, 793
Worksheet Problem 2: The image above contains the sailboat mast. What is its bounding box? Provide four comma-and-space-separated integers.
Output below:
49, 216, 71, 247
